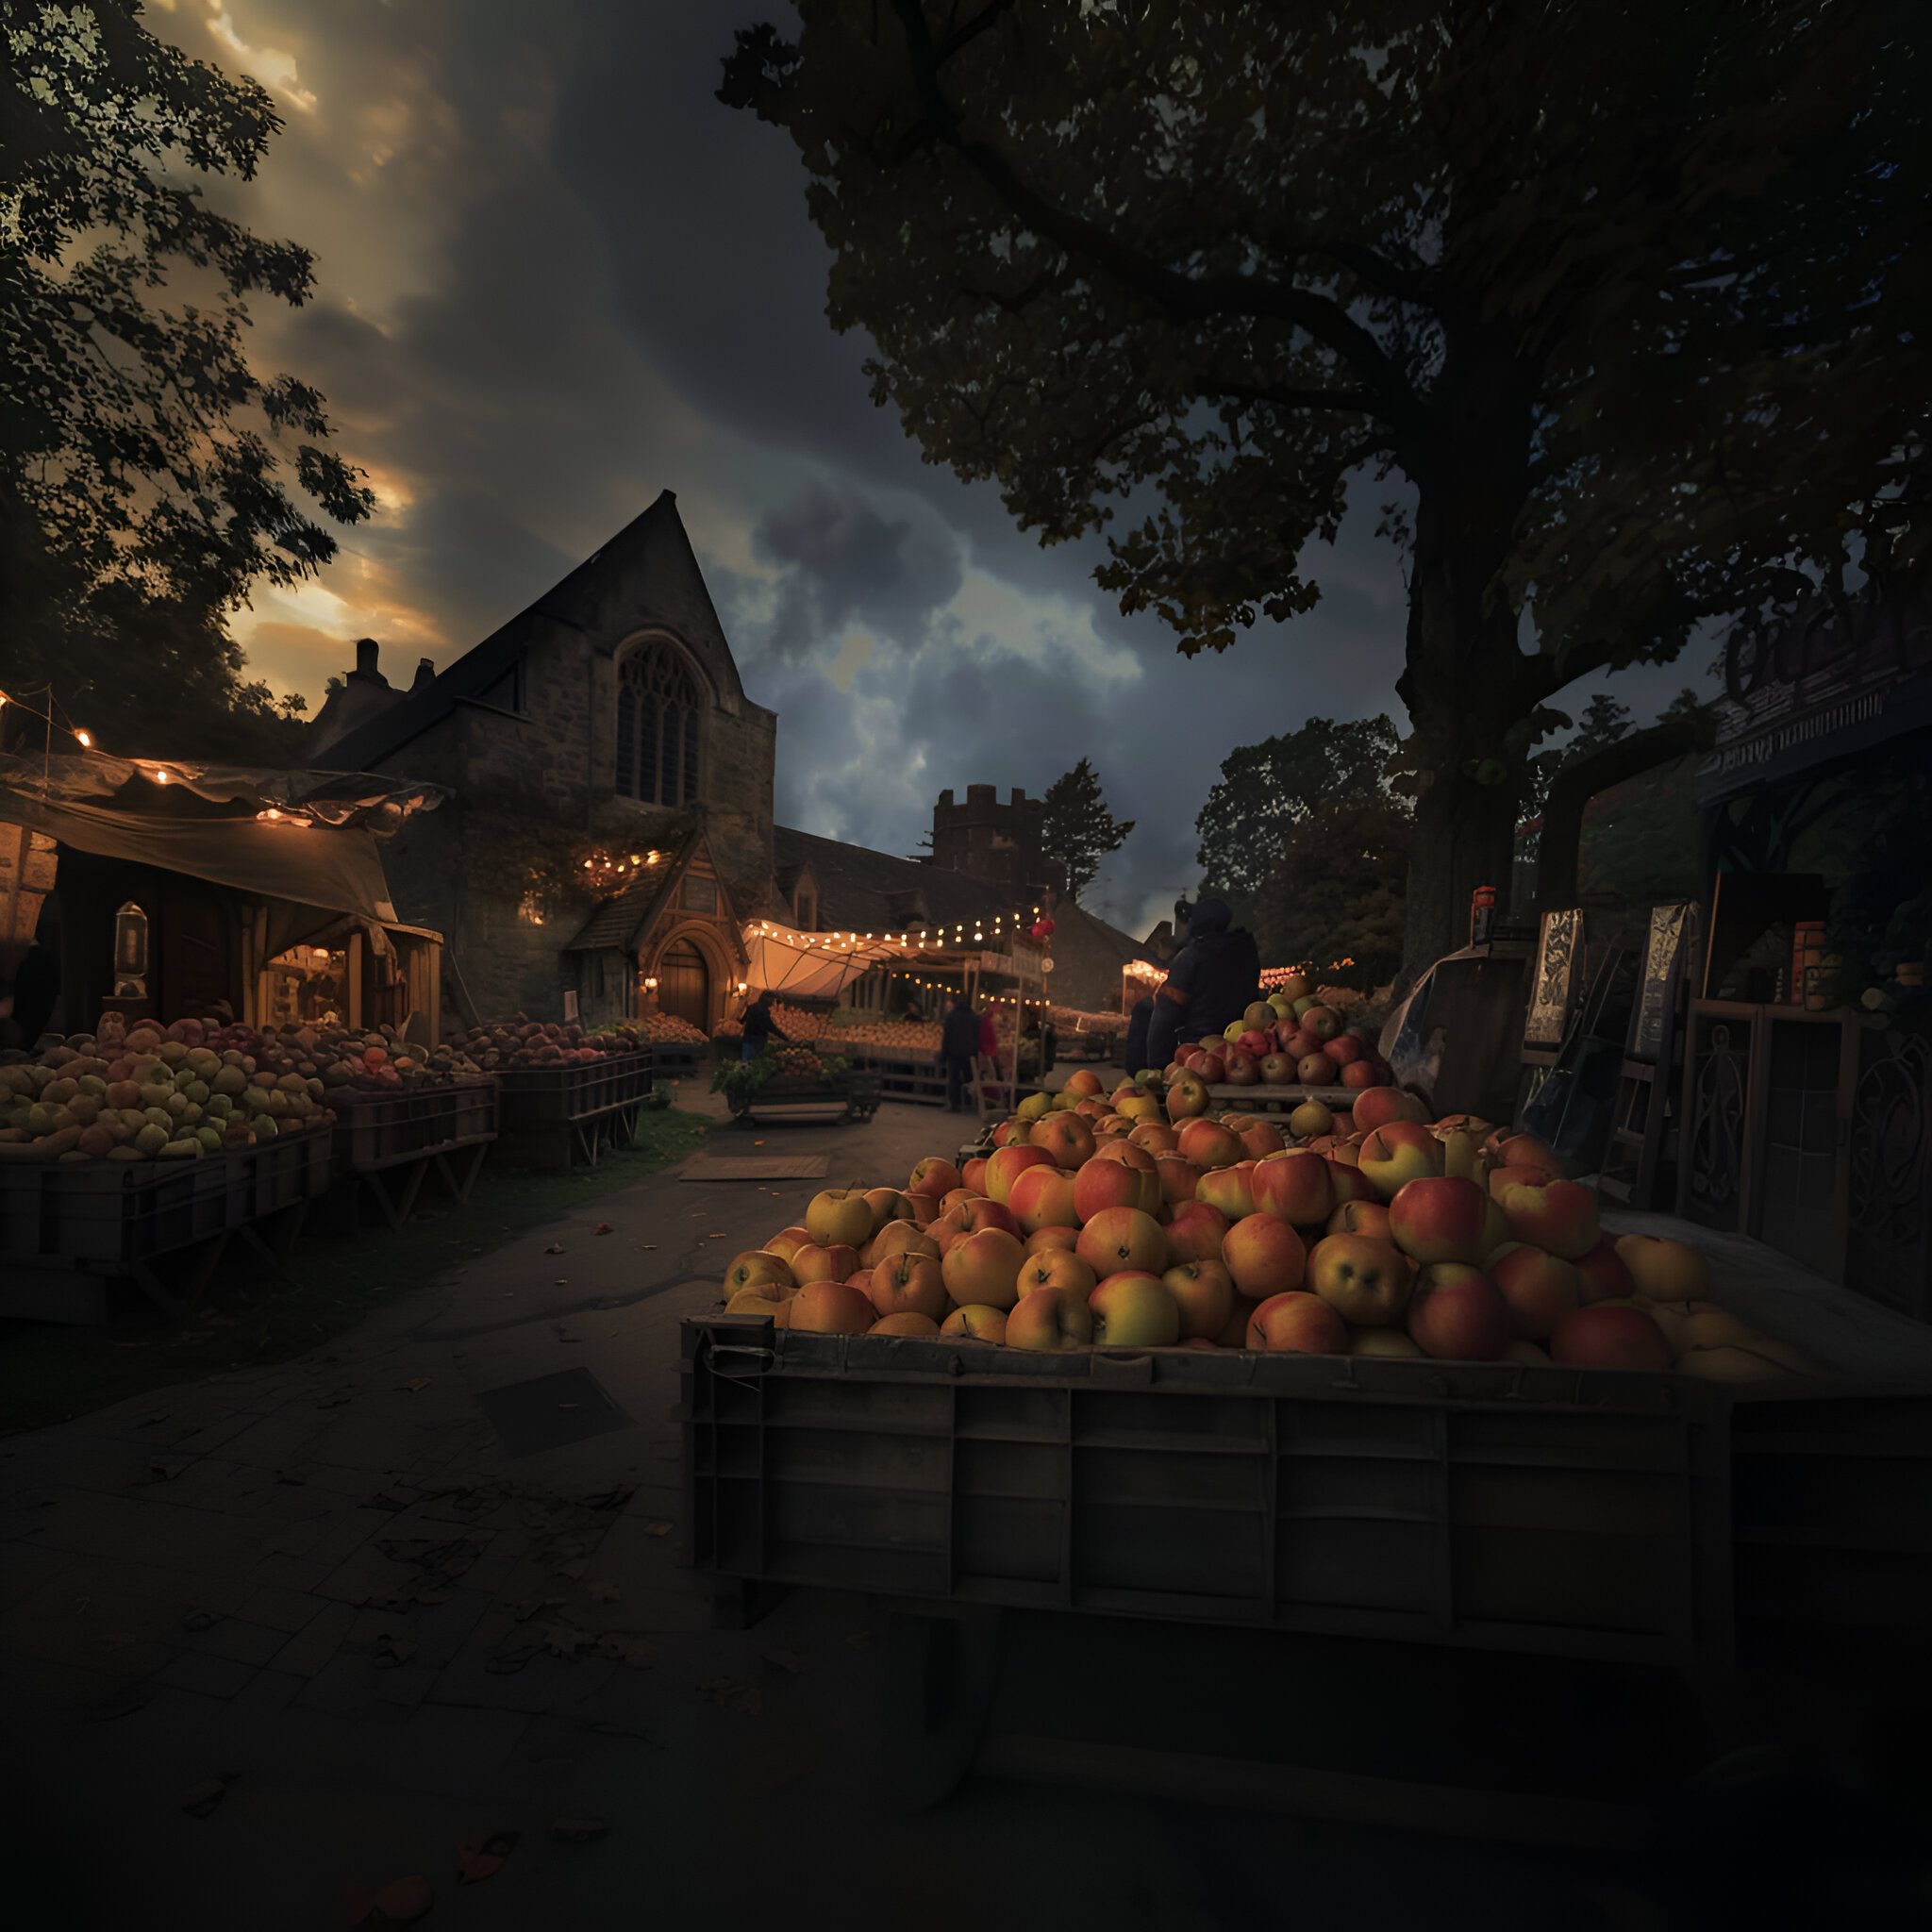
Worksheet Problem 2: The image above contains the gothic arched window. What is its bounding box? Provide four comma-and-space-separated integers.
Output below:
615, 641, 702, 806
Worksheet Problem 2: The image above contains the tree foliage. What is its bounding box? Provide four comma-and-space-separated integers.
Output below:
1040, 756, 1133, 903
0, 0, 372, 758
1257, 792, 1415, 995
720, 0, 1929, 981
1195, 714, 1400, 908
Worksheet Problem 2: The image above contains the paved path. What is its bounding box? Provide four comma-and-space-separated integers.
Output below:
0, 1090, 1687, 1929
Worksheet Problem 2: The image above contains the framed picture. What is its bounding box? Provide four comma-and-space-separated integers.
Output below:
681, 874, 718, 915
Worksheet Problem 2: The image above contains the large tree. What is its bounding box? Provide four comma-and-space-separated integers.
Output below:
720, 0, 1928, 985
1194, 714, 1400, 922
1, 0, 373, 760
1258, 791, 1415, 996
1039, 756, 1133, 903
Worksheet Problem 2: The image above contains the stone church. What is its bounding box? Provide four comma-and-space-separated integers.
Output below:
308, 491, 775, 1031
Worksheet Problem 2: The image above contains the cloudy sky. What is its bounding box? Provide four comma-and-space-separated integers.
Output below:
149, 0, 1715, 940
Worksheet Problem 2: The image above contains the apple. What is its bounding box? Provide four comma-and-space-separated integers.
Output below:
1075, 1205, 1169, 1280
1154, 1153, 1204, 1207
1340, 1061, 1380, 1091
1323, 1033, 1364, 1068
1387, 1174, 1493, 1266
1165, 1071, 1211, 1121
1088, 1271, 1182, 1347
1024, 1224, 1080, 1257
1006, 1286, 1094, 1351
763, 1225, 814, 1264
1116, 1092, 1162, 1123
867, 1221, 941, 1269
1496, 1133, 1563, 1180
1492, 1176, 1600, 1260
1349, 1326, 1425, 1358
1196, 1051, 1227, 1084
1194, 1161, 1258, 1221
1176, 1118, 1243, 1170
862, 1187, 920, 1234
1324, 1155, 1374, 1207
1074, 1143, 1163, 1219
908, 1158, 963, 1200
1246, 1291, 1349, 1356
940, 1188, 979, 1216
1161, 1258, 1236, 1340
1063, 1068, 1105, 1098
1307, 1232, 1413, 1328
1502, 1338, 1553, 1367
939, 1225, 1027, 1311
1016, 1249, 1099, 1306
1302, 1006, 1342, 1041
1351, 1088, 1428, 1134
941, 1305, 1008, 1342
1127, 1121, 1180, 1157
1259, 1053, 1296, 1087
1224, 1052, 1259, 1088
1288, 1053, 1327, 1087
1288, 1100, 1333, 1139
986, 1142, 1057, 1205
789, 1279, 877, 1335
1405, 1262, 1510, 1361
1236, 1119, 1286, 1159
1358, 1121, 1446, 1200
725, 1250, 796, 1298
1033, 1111, 1098, 1171
1614, 1233, 1711, 1305
725, 1282, 791, 1318
1485, 1242, 1583, 1341
1250, 1149, 1336, 1226
1576, 1243, 1638, 1306
1325, 1198, 1392, 1241
870, 1250, 948, 1323
1212, 1293, 1264, 1348
1221, 1212, 1307, 1299
961, 1157, 991, 1193
791, 1242, 860, 1286
1550, 1304, 1674, 1373
1008, 1161, 1082, 1236
1163, 1199, 1230, 1265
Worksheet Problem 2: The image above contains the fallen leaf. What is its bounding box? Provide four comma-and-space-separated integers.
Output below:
457, 1827, 520, 1884
588, 1580, 620, 1604
551, 1816, 608, 1844
374, 1632, 417, 1668
592, 1632, 656, 1668
641, 1520, 673, 1538
593, 1223, 613, 1236
698, 1676, 762, 1713
544, 1243, 566, 1255
399, 1379, 431, 1393
762, 1648, 809, 1674
181, 1609, 219, 1632
641, 1244, 658, 1251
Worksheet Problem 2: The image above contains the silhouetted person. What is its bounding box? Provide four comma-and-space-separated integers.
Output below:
1123, 991, 1155, 1076
940, 991, 979, 1112
740, 991, 787, 1062
1145, 896, 1260, 1070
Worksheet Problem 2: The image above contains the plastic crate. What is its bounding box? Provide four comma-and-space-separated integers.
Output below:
495, 1050, 657, 1131
682, 1318, 1738, 1674
652, 1042, 704, 1078
331, 1078, 500, 1172
244, 1123, 336, 1217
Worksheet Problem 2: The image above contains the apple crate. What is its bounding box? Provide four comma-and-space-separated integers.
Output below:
495, 1050, 657, 1132
332, 1079, 500, 1173
682, 1315, 1744, 1676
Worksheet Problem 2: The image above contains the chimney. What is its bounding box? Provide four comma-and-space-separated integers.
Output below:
352, 638, 382, 681
410, 657, 436, 693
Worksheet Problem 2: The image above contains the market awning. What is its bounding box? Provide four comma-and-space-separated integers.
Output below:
741, 918, 906, 1000
0, 790, 400, 944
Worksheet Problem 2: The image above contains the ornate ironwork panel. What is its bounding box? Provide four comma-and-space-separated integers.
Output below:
1847, 1028, 1932, 1322
1524, 908, 1581, 1048
1632, 903, 1694, 1065
1682, 1016, 1753, 1231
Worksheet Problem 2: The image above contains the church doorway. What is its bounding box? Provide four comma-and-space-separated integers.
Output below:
655, 936, 710, 1034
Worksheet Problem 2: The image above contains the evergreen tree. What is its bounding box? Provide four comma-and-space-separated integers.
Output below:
1040, 758, 1134, 904
1, 0, 373, 759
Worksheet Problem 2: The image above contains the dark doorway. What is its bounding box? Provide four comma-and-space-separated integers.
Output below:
159, 884, 235, 1018
656, 936, 709, 1033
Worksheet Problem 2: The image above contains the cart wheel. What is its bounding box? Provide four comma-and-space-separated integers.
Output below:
871, 1607, 1002, 1814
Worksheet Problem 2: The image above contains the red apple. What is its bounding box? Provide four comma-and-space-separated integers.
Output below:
1063, 1069, 1105, 1098
941, 1226, 1027, 1311
1351, 1088, 1428, 1134
1154, 1153, 1204, 1207
1024, 1224, 1080, 1257
908, 1158, 963, 1200
1340, 1060, 1379, 1090
725, 1250, 795, 1298
1324, 1156, 1374, 1206
1165, 1072, 1212, 1121
1006, 1286, 1093, 1351
1323, 1033, 1365, 1067
1496, 1133, 1563, 1180
1573, 1240, 1639, 1305
1386, 1174, 1493, 1266
790, 1279, 877, 1336
1194, 1161, 1257, 1222
1224, 1052, 1259, 1088
1260, 1053, 1295, 1087
1074, 1143, 1163, 1220
1008, 1162, 1082, 1236
1307, 1232, 1413, 1328
1325, 1198, 1392, 1241
1486, 1242, 1584, 1341
1161, 1258, 1236, 1341
1246, 1291, 1349, 1356
1163, 1199, 1231, 1265
1405, 1262, 1510, 1362
1237, 1119, 1287, 1160
763, 1225, 814, 1264
1550, 1304, 1674, 1373
985, 1142, 1057, 1205
1221, 1213, 1307, 1300
1128, 1121, 1180, 1156
1015, 1248, 1099, 1306
961, 1157, 990, 1194
1175, 1118, 1244, 1171
1089, 1272, 1181, 1348
1358, 1120, 1445, 1200
870, 1250, 948, 1324
1492, 1176, 1601, 1261
1237, 1029, 1274, 1060
791, 1242, 860, 1286
1250, 1149, 1336, 1227
1076, 1206, 1168, 1280
941, 1304, 1008, 1342
1033, 1110, 1098, 1171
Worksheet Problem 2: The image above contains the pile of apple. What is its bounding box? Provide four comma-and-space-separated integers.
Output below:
634, 1012, 709, 1046
0, 1013, 331, 1162
1171, 983, 1393, 1092
718, 1079, 1817, 1384
458, 1018, 650, 1069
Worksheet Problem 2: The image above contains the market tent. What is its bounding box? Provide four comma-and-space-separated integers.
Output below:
741, 918, 905, 1000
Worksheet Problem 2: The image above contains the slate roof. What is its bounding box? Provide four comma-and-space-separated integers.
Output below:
772, 825, 1041, 941
562, 822, 701, 954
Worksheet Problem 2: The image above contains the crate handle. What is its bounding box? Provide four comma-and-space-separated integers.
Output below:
1088, 1351, 1155, 1388
1502, 1364, 1527, 1403
1328, 1357, 1362, 1392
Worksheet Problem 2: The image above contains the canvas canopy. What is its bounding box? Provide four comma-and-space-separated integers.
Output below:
740, 919, 905, 1001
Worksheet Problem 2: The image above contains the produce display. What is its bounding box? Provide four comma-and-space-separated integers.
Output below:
718, 1074, 1820, 1383
1169, 982, 1394, 1091
456, 1016, 650, 1069
634, 1012, 709, 1046
0, 1012, 332, 1161
716, 1002, 944, 1055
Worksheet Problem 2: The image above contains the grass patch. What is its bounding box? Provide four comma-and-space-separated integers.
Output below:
0, 1107, 712, 1438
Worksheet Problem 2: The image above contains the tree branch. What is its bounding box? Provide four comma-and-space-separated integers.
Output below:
1195, 376, 1380, 417
887, 0, 1434, 447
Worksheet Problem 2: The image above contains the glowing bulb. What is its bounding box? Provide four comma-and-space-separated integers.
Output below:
75, 729, 92, 748
155, 767, 170, 784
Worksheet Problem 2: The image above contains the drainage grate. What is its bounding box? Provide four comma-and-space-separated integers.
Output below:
475, 1367, 633, 1459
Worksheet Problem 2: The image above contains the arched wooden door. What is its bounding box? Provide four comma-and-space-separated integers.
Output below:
656, 937, 709, 1033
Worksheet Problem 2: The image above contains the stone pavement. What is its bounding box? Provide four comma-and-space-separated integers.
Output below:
0, 1085, 1670, 1930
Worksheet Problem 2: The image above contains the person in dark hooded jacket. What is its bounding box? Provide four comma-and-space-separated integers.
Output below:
1144, 897, 1260, 1070
1122, 992, 1155, 1077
